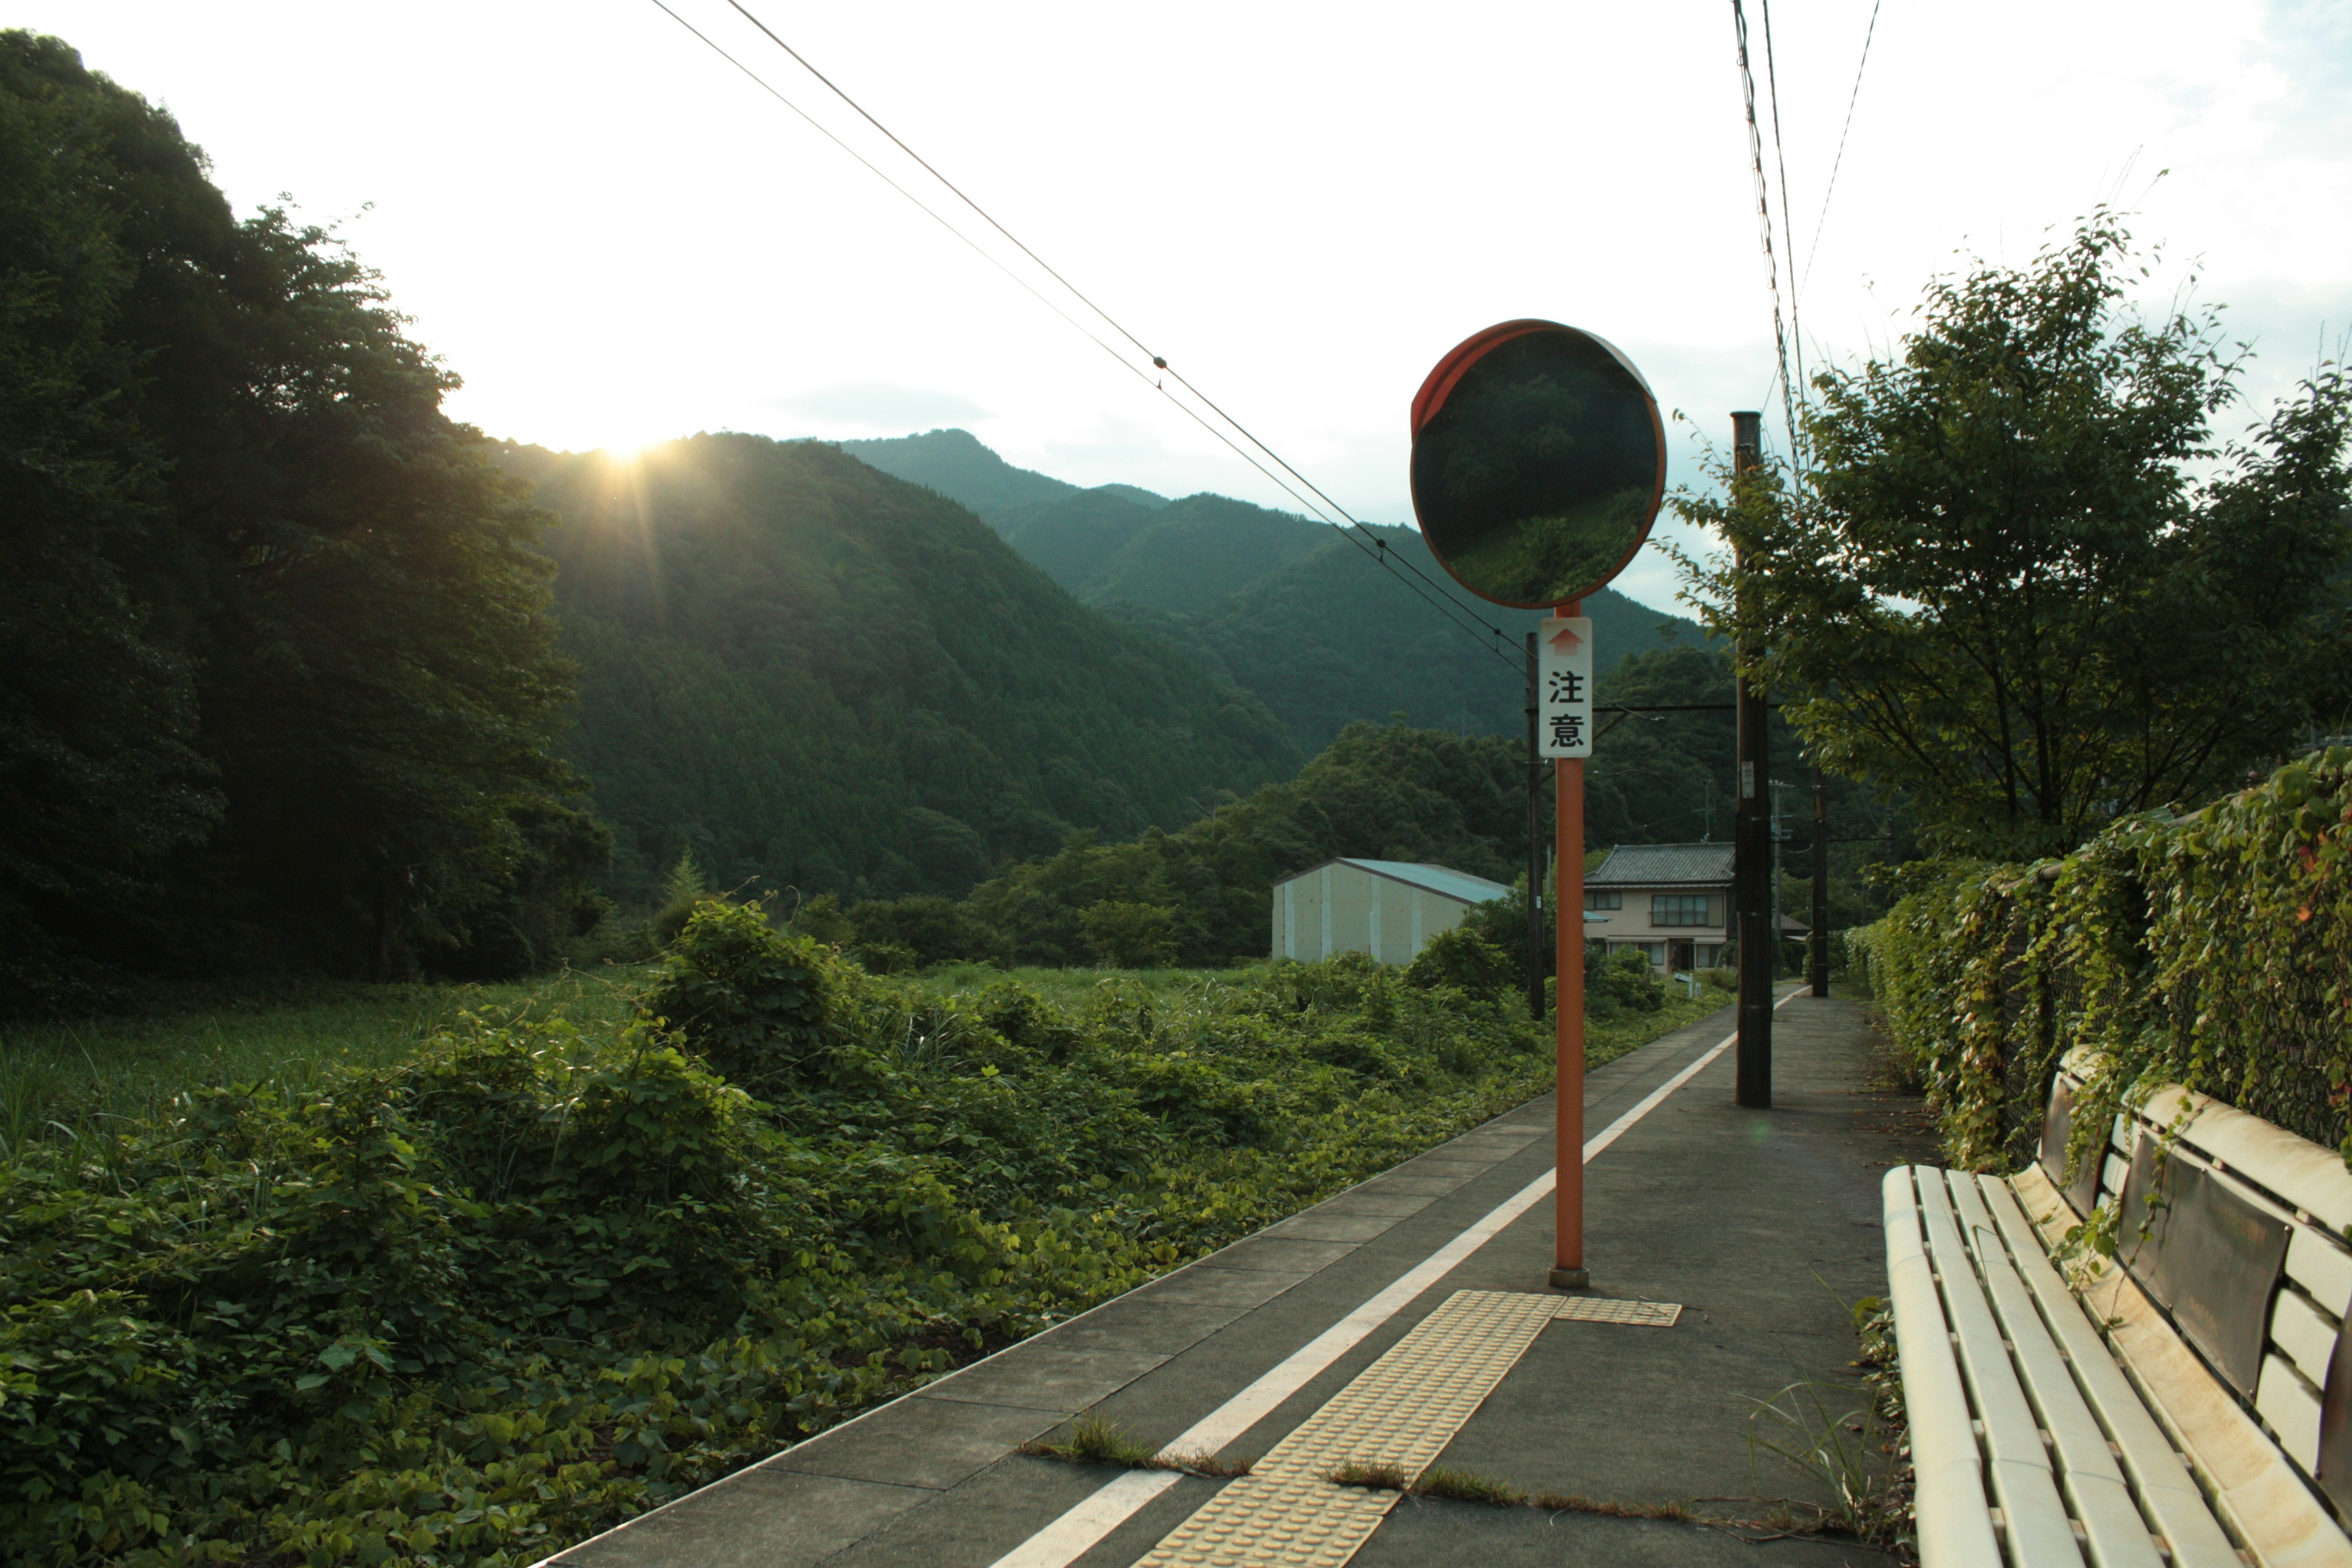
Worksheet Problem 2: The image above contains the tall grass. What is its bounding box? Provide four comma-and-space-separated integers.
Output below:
0, 954, 1728, 1167
0, 965, 657, 1160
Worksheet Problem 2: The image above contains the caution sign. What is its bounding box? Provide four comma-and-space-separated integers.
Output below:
1538, 615, 1593, 758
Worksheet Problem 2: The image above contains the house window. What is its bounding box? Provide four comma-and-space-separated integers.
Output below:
1652, 894, 1713, 927
1584, 890, 1622, 910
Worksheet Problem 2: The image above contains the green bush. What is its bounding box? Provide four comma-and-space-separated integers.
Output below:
848, 895, 990, 968
1, 941, 1565, 1566
1403, 926, 1518, 997
642, 902, 837, 1095
1590, 946, 1665, 1013
1850, 747, 2352, 1170
1079, 901, 1182, 968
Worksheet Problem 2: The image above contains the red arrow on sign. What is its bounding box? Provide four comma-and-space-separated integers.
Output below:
1547, 624, 1584, 654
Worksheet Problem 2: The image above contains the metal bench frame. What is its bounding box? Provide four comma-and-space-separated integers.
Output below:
1887, 1047, 2352, 1566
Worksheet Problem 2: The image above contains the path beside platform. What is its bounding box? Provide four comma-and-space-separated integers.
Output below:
549, 992, 1937, 1568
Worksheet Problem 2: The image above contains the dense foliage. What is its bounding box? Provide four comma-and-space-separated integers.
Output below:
829, 721, 1537, 968
0, 903, 1561, 1567
507, 435, 1300, 907
791, 667, 1898, 973
1679, 216, 2352, 860
1849, 750, 2352, 1174
0, 34, 601, 992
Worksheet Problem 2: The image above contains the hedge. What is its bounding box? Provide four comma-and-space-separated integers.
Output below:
1848, 748, 2352, 1173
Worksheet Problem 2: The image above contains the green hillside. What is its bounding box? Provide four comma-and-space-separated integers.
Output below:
1108, 526, 1695, 752
992, 487, 1162, 589
827, 429, 1701, 750
523, 435, 1300, 902
1082, 494, 1332, 614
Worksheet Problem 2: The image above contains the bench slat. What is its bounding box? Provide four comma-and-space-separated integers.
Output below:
1949, 1174, 2164, 1568
2274, 1286, 2341, 1391
1983, 1175, 2244, 1568
1916, 1169, 2087, 1564
1883, 1168, 2005, 1568
2258, 1352, 2324, 1474
2288, 1229, 2352, 1320
2141, 1085, 2352, 1237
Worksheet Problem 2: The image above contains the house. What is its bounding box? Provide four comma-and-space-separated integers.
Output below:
1583, 842, 1809, 973
1270, 858, 1509, 963
1585, 842, 1733, 973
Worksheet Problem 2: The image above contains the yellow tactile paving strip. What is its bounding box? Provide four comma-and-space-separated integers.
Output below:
1131, 1291, 1564, 1567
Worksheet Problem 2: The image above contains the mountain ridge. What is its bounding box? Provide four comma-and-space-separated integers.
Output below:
842, 428, 1703, 750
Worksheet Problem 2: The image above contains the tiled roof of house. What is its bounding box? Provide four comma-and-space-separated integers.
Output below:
1272, 858, 1511, 906
1586, 842, 1735, 888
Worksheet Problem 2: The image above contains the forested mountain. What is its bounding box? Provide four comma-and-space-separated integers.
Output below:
990, 487, 1163, 587
516, 435, 1300, 904
1044, 493, 1330, 612
1112, 528, 1693, 753
839, 428, 1702, 751
1, 34, 599, 992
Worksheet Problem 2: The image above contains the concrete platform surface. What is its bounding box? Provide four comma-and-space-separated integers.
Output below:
547, 992, 1936, 1567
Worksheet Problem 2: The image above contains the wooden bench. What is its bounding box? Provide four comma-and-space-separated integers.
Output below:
1886, 1047, 2352, 1566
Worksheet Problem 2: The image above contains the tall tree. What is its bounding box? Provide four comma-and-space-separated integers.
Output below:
0, 32, 600, 983
1679, 215, 2352, 859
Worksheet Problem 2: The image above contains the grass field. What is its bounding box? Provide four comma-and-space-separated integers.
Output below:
0, 963, 658, 1156
0, 956, 1732, 1160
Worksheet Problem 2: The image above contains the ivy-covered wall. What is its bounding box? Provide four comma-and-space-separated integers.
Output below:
1849, 749, 2352, 1172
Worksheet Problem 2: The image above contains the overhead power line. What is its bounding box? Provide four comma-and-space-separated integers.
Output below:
1800, 0, 1883, 297
1730, 0, 1803, 500
1757, 0, 1808, 485
647, 0, 1520, 666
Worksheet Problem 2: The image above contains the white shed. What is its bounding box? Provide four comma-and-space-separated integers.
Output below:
1270, 858, 1510, 964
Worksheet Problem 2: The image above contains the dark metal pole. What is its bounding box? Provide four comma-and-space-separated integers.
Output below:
1525, 632, 1545, 1020
1732, 410, 1773, 1108
1810, 766, 1830, 996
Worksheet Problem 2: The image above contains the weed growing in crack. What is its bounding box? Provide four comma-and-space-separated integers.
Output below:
1019, 1412, 1254, 1477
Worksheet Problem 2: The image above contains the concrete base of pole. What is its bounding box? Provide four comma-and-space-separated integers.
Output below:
1547, 1267, 1591, 1290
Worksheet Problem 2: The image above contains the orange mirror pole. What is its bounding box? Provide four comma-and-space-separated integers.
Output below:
1551, 600, 1588, 1291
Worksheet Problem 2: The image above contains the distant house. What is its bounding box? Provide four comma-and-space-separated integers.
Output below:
1270, 859, 1509, 964
1584, 842, 1808, 973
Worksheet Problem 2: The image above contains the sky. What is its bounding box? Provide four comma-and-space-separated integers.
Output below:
21, 1, 2352, 616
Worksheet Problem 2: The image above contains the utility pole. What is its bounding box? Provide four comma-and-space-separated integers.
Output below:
1810, 766, 1830, 996
1732, 410, 1773, 1108
1525, 632, 1545, 1020
1770, 778, 1784, 980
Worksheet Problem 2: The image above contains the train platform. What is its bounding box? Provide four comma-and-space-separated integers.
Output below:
547, 990, 1935, 1568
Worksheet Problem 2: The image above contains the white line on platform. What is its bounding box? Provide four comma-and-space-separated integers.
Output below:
986, 989, 1803, 1568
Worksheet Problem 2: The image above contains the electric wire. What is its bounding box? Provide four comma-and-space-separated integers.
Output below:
690, 0, 1518, 650
1799, 0, 1882, 298
645, 2, 1518, 660
641, 1, 1154, 396
1730, 0, 1803, 502
1757, 0, 1807, 487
